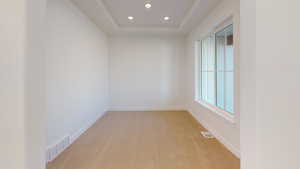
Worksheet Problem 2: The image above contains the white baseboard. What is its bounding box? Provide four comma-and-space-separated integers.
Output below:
187, 109, 240, 158
46, 110, 107, 163
108, 105, 186, 111
69, 110, 106, 144
46, 135, 70, 163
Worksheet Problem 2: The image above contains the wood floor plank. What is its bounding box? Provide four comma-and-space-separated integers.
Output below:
47, 111, 240, 169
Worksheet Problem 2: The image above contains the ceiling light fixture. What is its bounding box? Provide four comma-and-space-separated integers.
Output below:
164, 16, 170, 21
145, 3, 152, 9
128, 16, 134, 20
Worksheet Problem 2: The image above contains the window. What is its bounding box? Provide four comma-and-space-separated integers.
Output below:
196, 24, 234, 117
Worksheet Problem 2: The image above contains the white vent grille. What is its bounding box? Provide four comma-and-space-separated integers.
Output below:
201, 131, 215, 139
46, 135, 70, 163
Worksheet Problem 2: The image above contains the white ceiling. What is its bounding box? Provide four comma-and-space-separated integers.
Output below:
71, 0, 221, 35
102, 0, 195, 28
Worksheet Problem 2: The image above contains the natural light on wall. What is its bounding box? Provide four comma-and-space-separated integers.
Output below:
196, 24, 234, 117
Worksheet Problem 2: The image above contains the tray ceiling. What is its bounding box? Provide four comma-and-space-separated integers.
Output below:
71, 0, 221, 35
102, 0, 195, 28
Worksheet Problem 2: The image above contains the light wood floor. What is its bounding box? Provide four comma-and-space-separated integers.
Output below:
47, 111, 240, 169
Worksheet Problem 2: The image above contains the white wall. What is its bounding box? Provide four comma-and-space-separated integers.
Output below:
0, 0, 46, 169
45, 0, 109, 148
239, 0, 256, 168
185, 0, 240, 157
0, 1, 27, 168
25, 0, 47, 168
240, 0, 300, 169
109, 35, 186, 111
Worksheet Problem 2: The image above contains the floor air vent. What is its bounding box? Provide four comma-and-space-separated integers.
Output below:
201, 131, 215, 139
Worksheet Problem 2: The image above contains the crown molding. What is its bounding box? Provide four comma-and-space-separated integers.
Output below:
72, 0, 220, 35
179, 0, 202, 30
96, 0, 202, 33
95, 0, 119, 30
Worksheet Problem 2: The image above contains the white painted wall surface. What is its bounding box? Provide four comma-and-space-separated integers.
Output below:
240, 0, 257, 168
0, 0, 46, 169
109, 35, 186, 110
185, 0, 240, 157
45, 0, 109, 148
240, 0, 300, 169
25, 0, 47, 168
0, 1, 27, 168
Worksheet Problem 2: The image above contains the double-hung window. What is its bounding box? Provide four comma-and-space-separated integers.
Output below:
196, 24, 235, 119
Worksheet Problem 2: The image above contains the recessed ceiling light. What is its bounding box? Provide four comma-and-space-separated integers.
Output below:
145, 3, 152, 9
164, 16, 170, 21
128, 16, 134, 20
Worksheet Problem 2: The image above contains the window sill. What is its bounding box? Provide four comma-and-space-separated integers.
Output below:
195, 100, 236, 124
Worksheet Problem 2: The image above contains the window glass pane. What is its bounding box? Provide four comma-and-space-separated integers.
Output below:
225, 25, 234, 113
201, 40, 207, 71
207, 71, 215, 105
207, 36, 215, 105
197, 41, 202, 100
225, 26, 234, 72
200, 36, 215, 105
201, 40, 207, 101
225, 71, 234, 113
216, 72, 225, 109
201, 71, 207, 100
216, 29, 226, 109
216, 24, 234, 114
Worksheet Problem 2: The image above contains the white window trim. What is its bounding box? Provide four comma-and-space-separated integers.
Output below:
195, 17, 236, 124
195, 100, 235, 123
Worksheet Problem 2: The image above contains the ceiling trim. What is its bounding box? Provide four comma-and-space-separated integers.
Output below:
95, 0, 119, 30
72, 0, 221, 35
96, 0, 202, 32
179, 0, 202, 30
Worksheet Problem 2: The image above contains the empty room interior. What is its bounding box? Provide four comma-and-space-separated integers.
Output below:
1, 0, 300, 169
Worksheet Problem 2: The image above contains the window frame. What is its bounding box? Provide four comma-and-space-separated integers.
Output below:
195, 20, 236, 123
